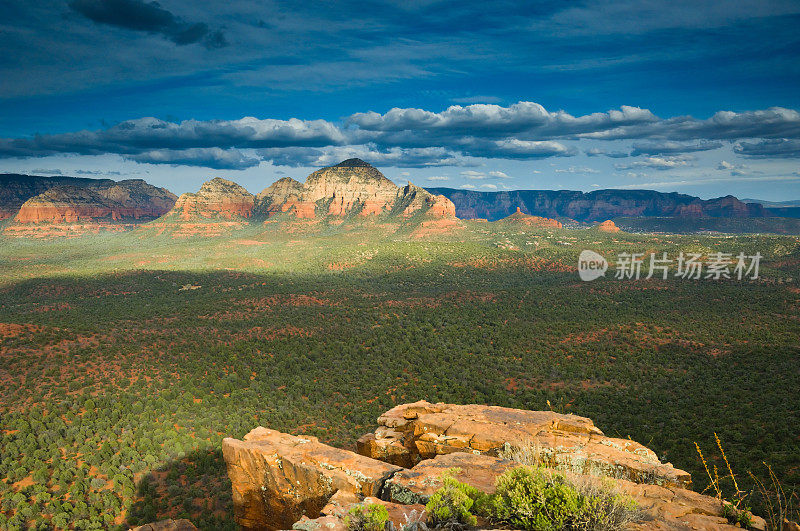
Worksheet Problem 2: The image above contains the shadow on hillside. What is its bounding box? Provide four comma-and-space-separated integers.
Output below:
128, 448, 237, 531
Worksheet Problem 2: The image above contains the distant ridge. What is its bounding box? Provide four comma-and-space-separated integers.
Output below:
426, 187, 774, 222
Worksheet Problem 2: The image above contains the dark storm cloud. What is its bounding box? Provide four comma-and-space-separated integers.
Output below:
734, 139, 800, 158
68, 0, 227, 48
127, 148, 259, 169
1, 102, 799, 169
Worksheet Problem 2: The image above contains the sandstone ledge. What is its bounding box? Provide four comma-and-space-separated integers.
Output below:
357, 401, 690, 489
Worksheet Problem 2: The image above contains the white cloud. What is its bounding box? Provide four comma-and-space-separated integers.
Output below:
555, 166, 600, 174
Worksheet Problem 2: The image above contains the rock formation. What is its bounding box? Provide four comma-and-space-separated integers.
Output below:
222, 402, 768, 531
501, 207, 563, 228
427, 187, 770, 222
356, 401, 688, 488
169, 177, 255, 220
254, 159, 456, 221
597, 219, 621, 232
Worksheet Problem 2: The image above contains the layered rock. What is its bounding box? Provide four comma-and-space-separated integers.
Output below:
501, 207, 563, 228
427, 187, 769, 222
254, 160, 456, 221
0, 173, 118, 220
222, 427, 401, 530
597, 219, 621, 232
356, 401, 690, 488
169, 177, 255, 220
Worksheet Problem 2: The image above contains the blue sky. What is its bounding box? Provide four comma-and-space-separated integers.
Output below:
1, 0, 799, 199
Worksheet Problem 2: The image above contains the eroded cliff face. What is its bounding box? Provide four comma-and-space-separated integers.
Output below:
254, 159, 457, 221
223, 402, 766, 531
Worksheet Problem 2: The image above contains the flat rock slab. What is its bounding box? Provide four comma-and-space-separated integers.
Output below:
358, 401, 690, 488
385, 453, 517, 504
223, 427, 402, 530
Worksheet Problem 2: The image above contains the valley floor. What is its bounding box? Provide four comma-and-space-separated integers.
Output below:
0, 223, 798, 528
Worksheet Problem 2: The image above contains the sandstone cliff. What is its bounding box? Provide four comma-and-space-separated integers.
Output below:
222, 402, 766, 531
254, 159, 456, 221
427, 188, 770, 222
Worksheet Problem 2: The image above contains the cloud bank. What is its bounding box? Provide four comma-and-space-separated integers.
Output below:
1, 102, 799, 169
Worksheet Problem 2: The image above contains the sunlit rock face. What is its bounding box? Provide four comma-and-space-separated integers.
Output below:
254, 159, 457, 220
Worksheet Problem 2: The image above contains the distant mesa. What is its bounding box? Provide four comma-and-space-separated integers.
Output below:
596, 219, 621, 233
502, 206, 563, 228
1, 175, 176, 237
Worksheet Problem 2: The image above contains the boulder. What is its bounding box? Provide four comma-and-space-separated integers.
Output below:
222, 427, 402, 530
357, 401, 690, 488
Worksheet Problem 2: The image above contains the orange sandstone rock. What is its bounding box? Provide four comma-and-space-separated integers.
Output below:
222, 427, 402, 530
597, 219, 621, 232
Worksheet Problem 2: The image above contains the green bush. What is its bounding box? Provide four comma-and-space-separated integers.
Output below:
482, 466, 642, 531
345, 502, 389, 531
425, 469, 484, 529
486, 466, 582, 531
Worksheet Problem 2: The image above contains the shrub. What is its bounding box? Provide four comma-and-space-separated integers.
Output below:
485, 466, 582, 531
482, 466, 642, 531
345, 502, 389, 531
425, 469, 483, 529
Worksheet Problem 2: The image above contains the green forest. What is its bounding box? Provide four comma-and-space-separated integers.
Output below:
0, 222, 798, 529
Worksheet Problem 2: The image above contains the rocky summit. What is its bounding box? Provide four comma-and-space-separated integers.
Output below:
168, 177, 256, 220
254, 159, 456, 220
222, 402, 765, 531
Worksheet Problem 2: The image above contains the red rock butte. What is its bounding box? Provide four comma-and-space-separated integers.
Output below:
597, 219, 621, 232
502, 206, 563, 228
